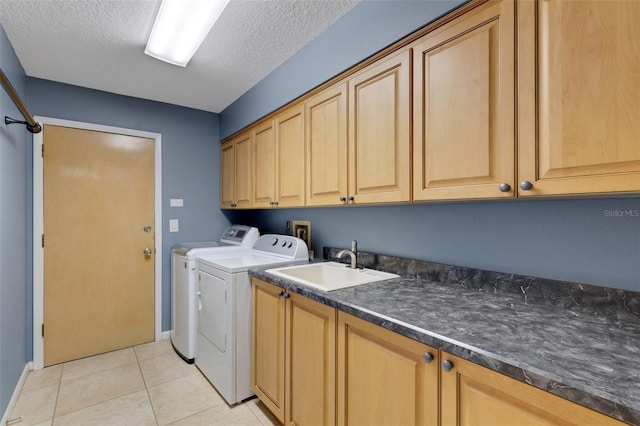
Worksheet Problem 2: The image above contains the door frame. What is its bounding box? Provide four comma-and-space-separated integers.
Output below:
32, 116, 163, 370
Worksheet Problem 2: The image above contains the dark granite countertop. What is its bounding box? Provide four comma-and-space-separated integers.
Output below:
249, 249, 640, 425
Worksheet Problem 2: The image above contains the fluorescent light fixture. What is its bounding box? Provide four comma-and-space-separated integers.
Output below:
145, 0, 230, 67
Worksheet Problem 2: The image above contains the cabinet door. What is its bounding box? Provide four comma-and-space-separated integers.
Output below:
253, 120, 276, 208
252, 279, 285, 423
235, 131, 253, 208
286, 293, 336, 426
305, 82, 348, 206
413, 0, 515, 201
337, 312, 439, 426
220, 141, 235, 209
348, 50, 411, 204
440, 352, 626, 426
518, 0, 640, 196
276, 104, 306, 207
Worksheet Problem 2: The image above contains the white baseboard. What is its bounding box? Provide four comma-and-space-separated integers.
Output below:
161, 330, 172, 340
1, 363, 32, 426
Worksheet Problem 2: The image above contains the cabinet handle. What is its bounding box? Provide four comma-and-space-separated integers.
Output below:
499, 183, 511, 193
339, 196, 347, 203
442, 360, 454, 372
520, 181, 533, 191
422, 352, 434, 364
274, 201, 279, 207
347, 195, 354, 203
283, 293, 291, 299
278, 291, 285, 297
230, 203, 237, 208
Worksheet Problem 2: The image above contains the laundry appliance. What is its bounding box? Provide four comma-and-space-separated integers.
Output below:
171, 225, 259, 362
195, 234, 309, 404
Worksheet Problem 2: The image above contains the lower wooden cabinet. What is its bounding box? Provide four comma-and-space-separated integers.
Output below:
252, 281, 627, 426
252, 278, 336, 426
440, 352, 627, 426
337, 312, 439, 426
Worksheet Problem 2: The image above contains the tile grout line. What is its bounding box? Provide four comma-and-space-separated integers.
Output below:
135, 345, 161, 426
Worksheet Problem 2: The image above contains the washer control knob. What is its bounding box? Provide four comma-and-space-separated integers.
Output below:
271, 238, 279, 246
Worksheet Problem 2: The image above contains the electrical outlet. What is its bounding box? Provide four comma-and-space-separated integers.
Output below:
292, 220, 311, 248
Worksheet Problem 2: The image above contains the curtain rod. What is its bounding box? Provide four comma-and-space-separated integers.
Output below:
1, 67, 41, 134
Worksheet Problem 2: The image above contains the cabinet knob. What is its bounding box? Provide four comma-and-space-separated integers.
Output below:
520, 181, 533, 191
278, 291, 285, 297
339, 196, 347, 203
499, 183, 511, 192
422, 352, 434, 364
347, 195, 354, 203
442, 360, 454, 372
283, 293, 291, 299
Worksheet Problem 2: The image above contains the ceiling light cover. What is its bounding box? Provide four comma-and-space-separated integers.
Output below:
145, 0, 230, 67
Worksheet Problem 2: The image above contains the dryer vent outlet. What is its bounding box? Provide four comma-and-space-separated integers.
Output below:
292, 220, 311, 249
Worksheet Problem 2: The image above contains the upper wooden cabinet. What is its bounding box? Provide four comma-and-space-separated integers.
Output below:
305, 82, 348, 206
413, 0, 515, 201
252, 105, 306, 209
275, 104, 306, 207
252, 120, 276, 208
517, 0, 640, 196
220, 131, 252, 209
440, 352, 626, 426
348, 49, 411, 204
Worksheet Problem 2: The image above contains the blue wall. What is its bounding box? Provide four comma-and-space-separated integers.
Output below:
0, 24, 30, 416
220, 0, 467, 138
228, 199, 640, 291
221, 1, 640, 292
27, 79, 229, 334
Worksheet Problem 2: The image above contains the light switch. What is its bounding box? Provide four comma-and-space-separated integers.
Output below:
170, 199, 184, 207
169, 219, 179, 232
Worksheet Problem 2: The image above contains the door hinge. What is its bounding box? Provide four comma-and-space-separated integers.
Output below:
41, 323, 44, 337
41, 234, 45, 248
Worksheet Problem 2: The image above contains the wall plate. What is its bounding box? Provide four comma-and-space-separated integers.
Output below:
292, 220, 311, 249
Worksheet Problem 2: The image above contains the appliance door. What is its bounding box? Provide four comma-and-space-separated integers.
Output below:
171, 253, 196, 360
197, 271, 227, 352
196, 268, 236, 404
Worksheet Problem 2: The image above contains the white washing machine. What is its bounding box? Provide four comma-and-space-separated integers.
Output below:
195, 234, 309, 405
171, 225, 259, 362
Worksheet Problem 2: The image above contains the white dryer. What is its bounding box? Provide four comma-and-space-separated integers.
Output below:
171, 225, 259, 362
195, 234, 309, 405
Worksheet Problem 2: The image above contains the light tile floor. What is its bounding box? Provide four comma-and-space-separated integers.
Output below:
8, 340, 280, 426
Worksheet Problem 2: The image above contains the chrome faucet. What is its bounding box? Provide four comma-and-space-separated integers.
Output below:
337, 240, 358, 268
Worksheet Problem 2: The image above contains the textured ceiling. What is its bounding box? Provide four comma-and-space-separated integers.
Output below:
0, 0, 360, 113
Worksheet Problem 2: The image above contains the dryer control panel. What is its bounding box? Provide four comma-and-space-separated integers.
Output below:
252, 234, 308, 260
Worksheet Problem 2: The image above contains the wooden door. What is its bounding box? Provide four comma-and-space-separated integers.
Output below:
337, 312, 439, 426
252, 279, 286, 423
413, 0, 515, 201
286, 292, 336, 426
253, 120, 276, 208
234, 131, 253, 208
43, 125, 155, 366
275, 104, 306, 207
305, 82, 348, 206
220, 140, 235, 209
518, 0, 640, 196
348, 49, 411, 204
440, 352, 626, 426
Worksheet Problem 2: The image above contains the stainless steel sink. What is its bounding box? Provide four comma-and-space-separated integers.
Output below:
266, 261, 399, 291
